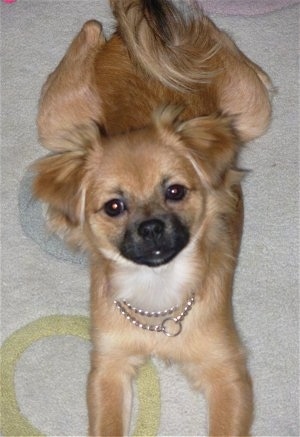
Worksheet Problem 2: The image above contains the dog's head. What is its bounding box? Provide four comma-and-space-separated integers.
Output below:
33, 105, 239, 268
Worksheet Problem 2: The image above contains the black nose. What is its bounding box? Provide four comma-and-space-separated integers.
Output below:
138, 219, 165, 241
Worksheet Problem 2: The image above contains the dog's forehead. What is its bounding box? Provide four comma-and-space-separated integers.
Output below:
90, 132, 191, 195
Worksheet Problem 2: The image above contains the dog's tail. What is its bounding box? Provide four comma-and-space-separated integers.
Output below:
110, 0, 220, 92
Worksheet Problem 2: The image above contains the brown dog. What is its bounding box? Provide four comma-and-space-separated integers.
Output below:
33, 1, 272, 435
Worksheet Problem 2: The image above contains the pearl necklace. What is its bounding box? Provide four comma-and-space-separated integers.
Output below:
114, 294, 195, 337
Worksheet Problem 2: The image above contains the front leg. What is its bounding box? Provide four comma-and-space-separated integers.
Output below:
87, 351, 142, 437
206, 374, 253, 437
183, 344, 253, 436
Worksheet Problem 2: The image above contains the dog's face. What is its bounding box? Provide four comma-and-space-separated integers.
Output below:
34, 105, 238, 270
85, 128, 206, 268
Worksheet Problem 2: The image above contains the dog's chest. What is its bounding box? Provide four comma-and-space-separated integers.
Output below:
111, 249, 197, 312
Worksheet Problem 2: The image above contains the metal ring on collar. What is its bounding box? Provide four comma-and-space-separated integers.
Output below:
161, 318, 182, 337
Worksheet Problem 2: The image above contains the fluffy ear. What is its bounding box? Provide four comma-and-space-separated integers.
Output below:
33, 123, 101, 225
154, 105, 239, 187
177, 114, 238, 187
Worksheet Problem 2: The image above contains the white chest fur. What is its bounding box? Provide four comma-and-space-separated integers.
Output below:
111, 241, 199, 312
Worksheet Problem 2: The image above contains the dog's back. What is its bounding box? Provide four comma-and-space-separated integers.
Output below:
98, 0, 272, 139
37, 0, 272, 153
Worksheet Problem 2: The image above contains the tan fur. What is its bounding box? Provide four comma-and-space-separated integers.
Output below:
33, 1, 273, 435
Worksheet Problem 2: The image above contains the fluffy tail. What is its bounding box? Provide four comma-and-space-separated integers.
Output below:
110, 0, 220, 92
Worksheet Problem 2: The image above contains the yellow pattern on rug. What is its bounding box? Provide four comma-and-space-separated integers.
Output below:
0, 316, 160, 436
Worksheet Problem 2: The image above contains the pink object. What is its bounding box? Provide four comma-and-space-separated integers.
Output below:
2, 0, 16, 3
199, 0, 299, 16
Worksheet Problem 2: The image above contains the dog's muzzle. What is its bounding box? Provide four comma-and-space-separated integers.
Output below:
120, 215, 190, 267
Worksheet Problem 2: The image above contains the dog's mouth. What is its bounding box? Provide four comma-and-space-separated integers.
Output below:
120, 216, 190, 267
129, 245, 183, 267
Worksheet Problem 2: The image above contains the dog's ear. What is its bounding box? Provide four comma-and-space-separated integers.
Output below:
154, 105, 239, 187
33, 123, 102, 225
176, 114, 238, 187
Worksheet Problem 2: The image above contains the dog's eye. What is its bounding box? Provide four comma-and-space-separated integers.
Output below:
165, 184, 187, 202
104, 199, 127, 217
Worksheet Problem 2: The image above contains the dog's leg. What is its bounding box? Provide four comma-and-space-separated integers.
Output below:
214, 27, 273, 143
183, 347, 253, 436
87, 351, 141, 437
205, 368, 253, 437
37, 20, 105, 149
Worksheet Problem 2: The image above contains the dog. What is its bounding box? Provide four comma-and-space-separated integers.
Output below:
33, 1, 272, 435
